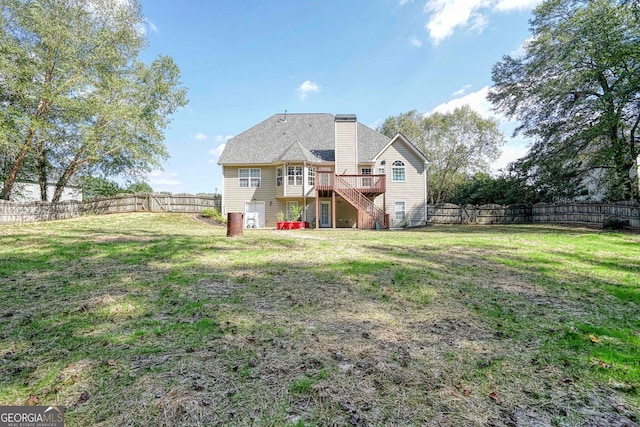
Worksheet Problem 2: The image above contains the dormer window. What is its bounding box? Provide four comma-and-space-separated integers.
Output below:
392, 161, 405, 182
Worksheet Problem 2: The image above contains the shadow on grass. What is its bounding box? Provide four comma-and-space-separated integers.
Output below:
0, 217, 638, 426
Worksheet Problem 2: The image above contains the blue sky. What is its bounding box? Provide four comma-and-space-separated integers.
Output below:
137, 0, 540, 194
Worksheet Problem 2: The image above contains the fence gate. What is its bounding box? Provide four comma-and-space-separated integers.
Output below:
150, 195, 169, 211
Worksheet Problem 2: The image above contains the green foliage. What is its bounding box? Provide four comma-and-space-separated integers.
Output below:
446, 172, 540, 205
82, 176, 153, 199
126, 182, 153, 194
288, 204, 305, 221
0, 0, 188, 201
202, 207, 226, 223
602, 215, 630, 230
379, 106, 505, 204
82, 176, 124, 199
489, 0, 640, 201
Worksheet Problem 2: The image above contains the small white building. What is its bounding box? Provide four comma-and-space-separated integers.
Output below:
5, 181, 82, 202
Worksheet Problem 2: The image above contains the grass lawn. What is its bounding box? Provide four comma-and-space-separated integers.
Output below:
0, 213, 638, 426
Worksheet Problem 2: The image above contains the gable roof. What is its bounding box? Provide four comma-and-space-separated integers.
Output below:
218, 113, 391, 165
372, 133, 428, 163
274, 141, 321, 163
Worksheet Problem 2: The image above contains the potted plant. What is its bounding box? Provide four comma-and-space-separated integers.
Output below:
289, 205, 305, 229
276, 211, 285, 230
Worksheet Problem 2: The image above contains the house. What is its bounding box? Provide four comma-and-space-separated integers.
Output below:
0, 179, 82, 203
218, 113, 428, 229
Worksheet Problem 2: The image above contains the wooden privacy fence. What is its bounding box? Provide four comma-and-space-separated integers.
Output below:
428, 202, 639, 229
1, 197, 637, 229
0, 200, 81, 224
81, 193, 221, 215
0, 193, 221, 224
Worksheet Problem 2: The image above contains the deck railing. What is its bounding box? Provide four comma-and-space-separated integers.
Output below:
316, 172, 385, 193
333, 175, 388, 229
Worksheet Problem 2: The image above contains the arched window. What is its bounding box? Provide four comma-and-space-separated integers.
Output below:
392, 160, 405, 182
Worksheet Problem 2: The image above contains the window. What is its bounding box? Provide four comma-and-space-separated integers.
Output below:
286, 201, 298, 220
392, 161, 405, 182
361, 167, 372, 187
239, 168, 261, 188
276, 168, 283, 187
287, 166, 303, 186
395, 201, 406, 221
308, 167, 315, 186
378, 167, 385, 175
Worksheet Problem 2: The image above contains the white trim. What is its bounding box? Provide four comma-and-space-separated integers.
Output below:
372, 133, 428, 162
394, 200, 406, 221
244, 201, 265, 228
319, 201, 331, 228
391, 160, 406, 182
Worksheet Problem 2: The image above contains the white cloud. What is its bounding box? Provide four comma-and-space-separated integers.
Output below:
431, 86, 531, 172
400, 0, 414, 4
431, 86, 497, 118
213, 135, 233, 143
194, 133, 208, 141
451, 84, 472, 97
510, 36, 535, 57
206, 135, 233, 164
423, 0, 542, 45
492, 139, 529, 171
298, 80, 320, 100
410, 37, 423, 47
425, 0, 491, 45
208, 144, 226, 158
148, 171, 181, 187
494, 0, 542, 12
145, 19, 159, 33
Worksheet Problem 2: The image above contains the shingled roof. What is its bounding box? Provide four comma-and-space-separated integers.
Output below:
218, 113, 390, 165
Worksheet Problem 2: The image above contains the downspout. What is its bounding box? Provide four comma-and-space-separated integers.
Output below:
424, 161, 429, 225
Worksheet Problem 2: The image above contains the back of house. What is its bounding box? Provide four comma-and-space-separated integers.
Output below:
218, 113, 428, 229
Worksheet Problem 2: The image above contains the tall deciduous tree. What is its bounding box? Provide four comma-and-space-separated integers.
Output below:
489, 0, 640, 201
378, 106, 505, 204
0, 0, 187, 201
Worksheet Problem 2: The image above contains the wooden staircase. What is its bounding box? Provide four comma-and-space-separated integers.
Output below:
334, 174, 388, 229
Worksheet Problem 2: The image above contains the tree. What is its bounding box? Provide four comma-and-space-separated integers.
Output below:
82, 176, 124, 200
489, 0, 640, 201
126, 181, 153, 193
0, 0, 187, 201
378, 106, 505, 204
446, 172, 540, 205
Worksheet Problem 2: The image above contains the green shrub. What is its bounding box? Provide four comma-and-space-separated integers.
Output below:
202, 207, 226, 223
602, 215, 628, 230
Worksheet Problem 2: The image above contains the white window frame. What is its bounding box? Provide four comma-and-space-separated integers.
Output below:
392, 161, 405, 182
239, 168, 261, 188
395, 201, 406, 221
361, 167, 372, 187
276, 167, 283, 187
308, 167, 315, 187
287, 166, 303, 186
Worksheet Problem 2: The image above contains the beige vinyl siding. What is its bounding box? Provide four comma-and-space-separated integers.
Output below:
335, 121, 357, 174
222, 165, 278, 226
223, 166, 321, 228
281, 164, 316, 198
374, 142, 426, 228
